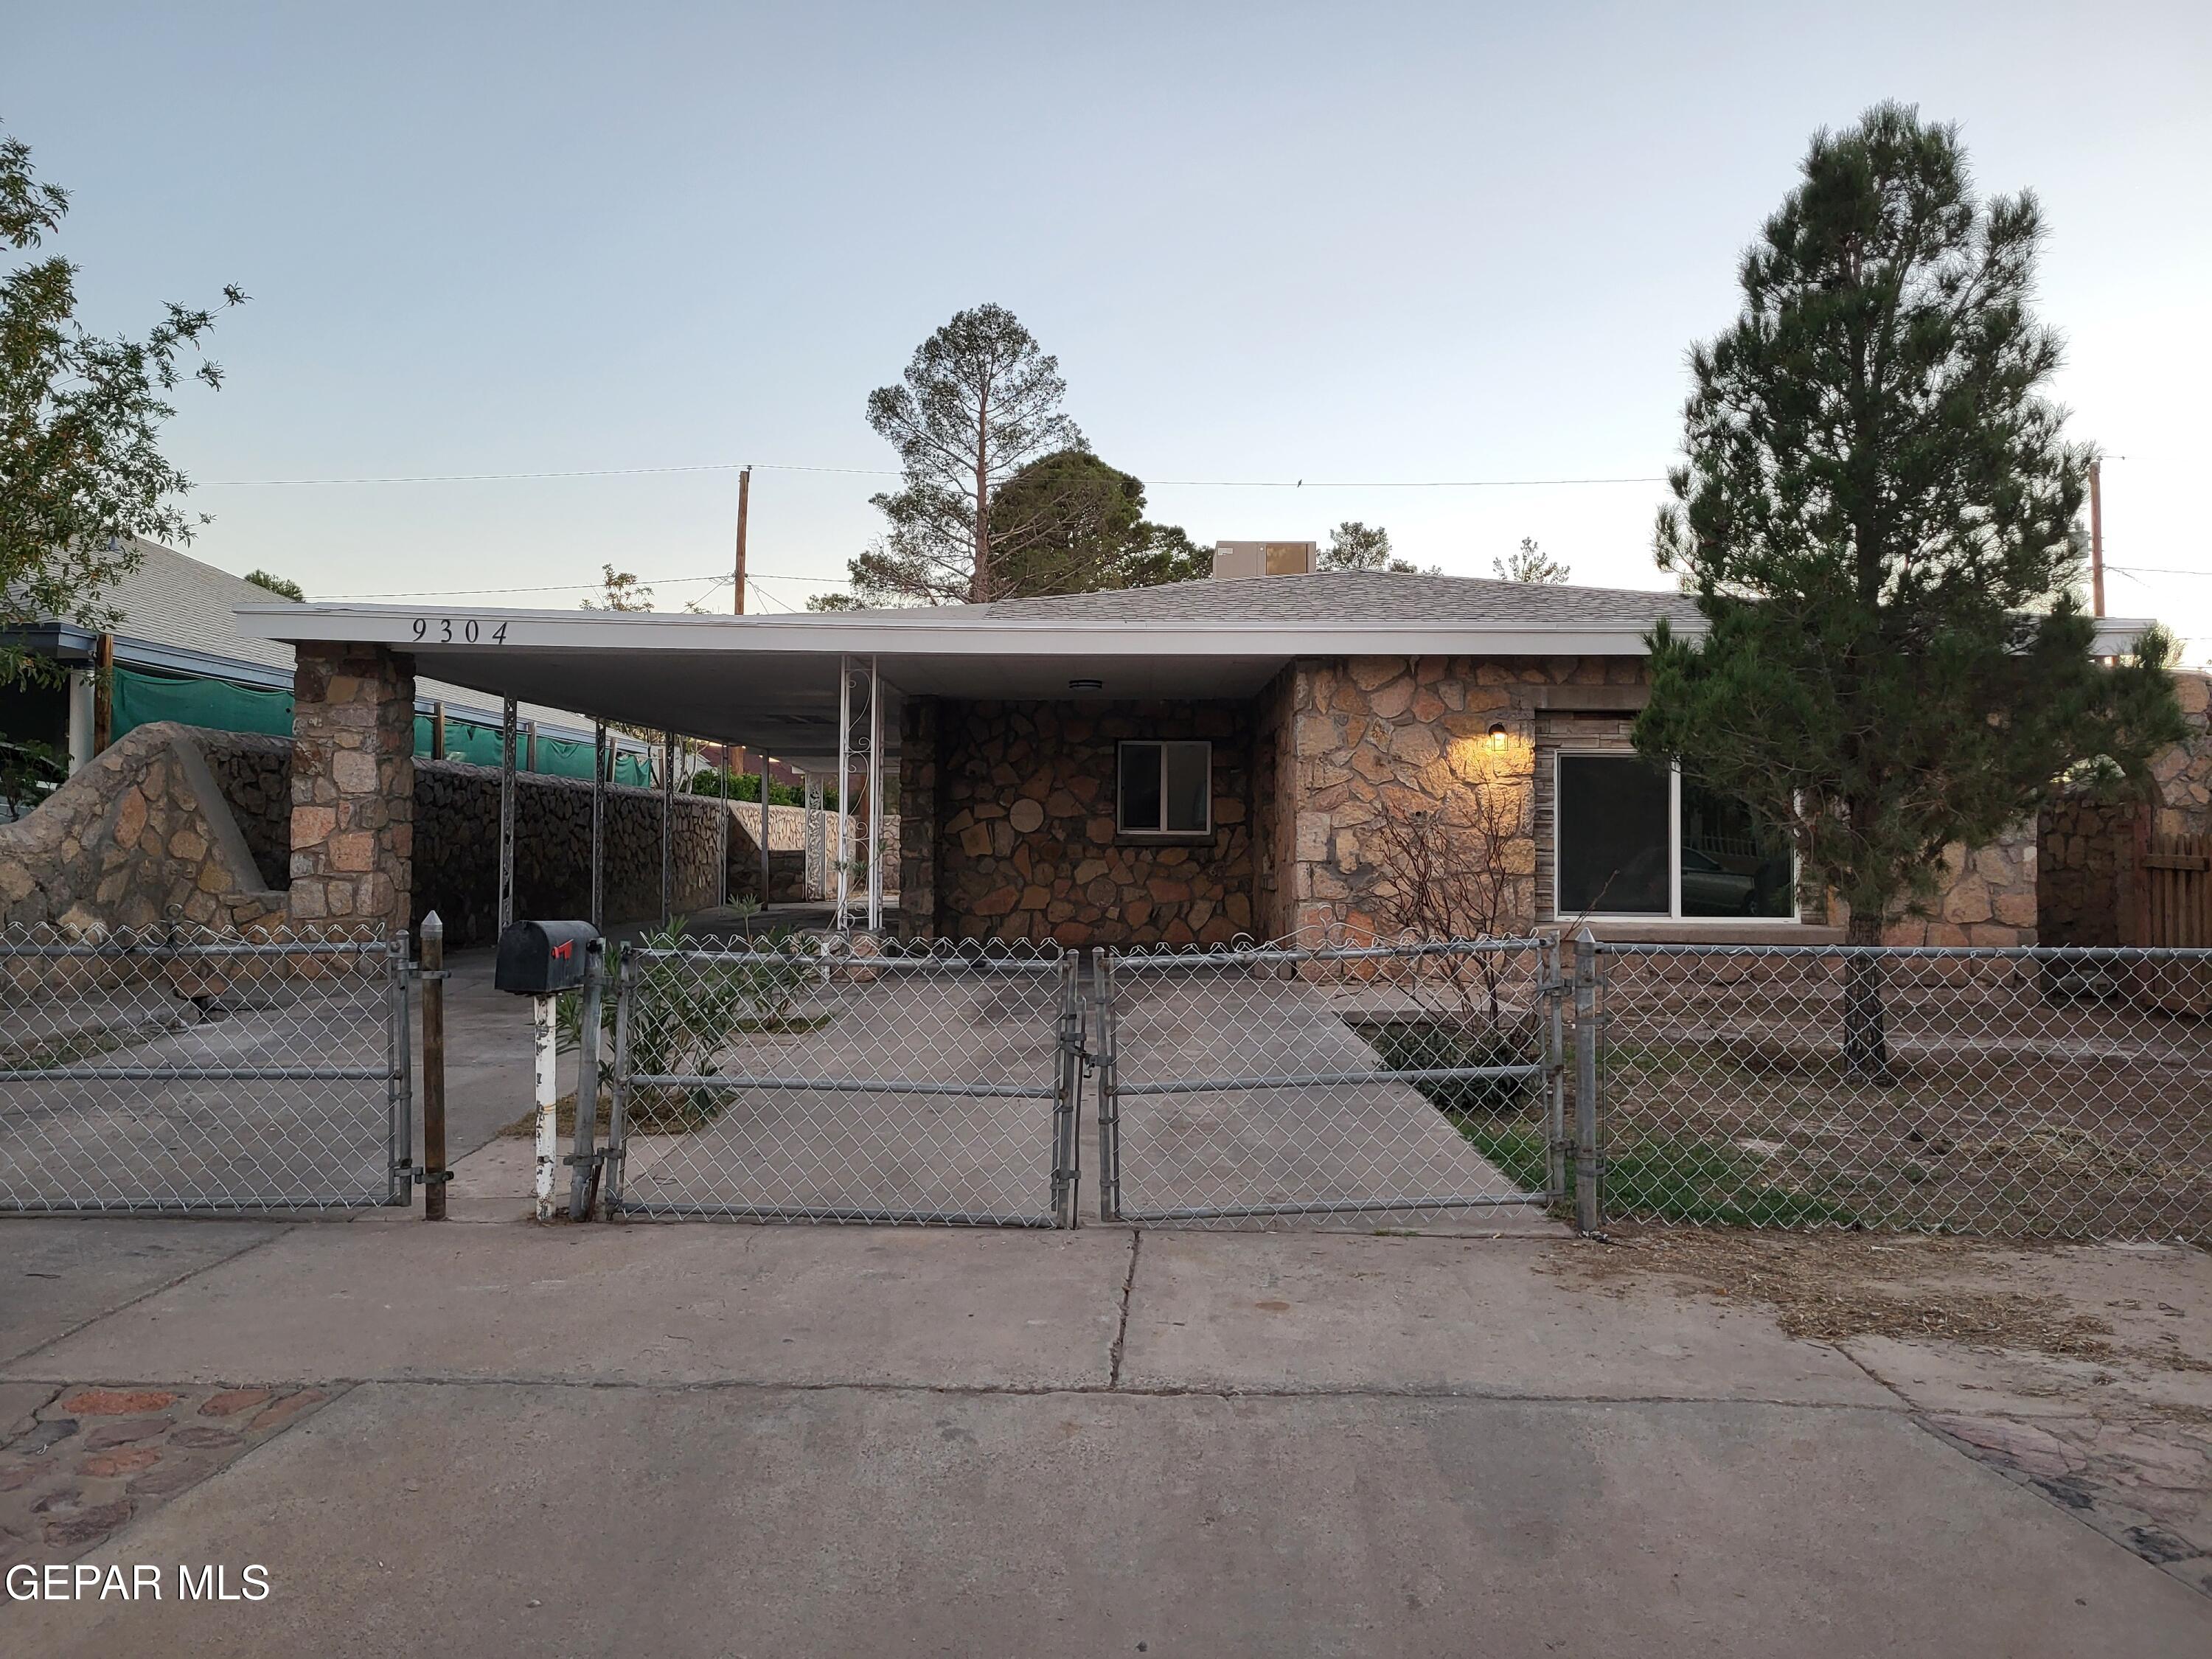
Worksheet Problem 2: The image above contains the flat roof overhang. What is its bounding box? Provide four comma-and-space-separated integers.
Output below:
233, 602, 2160, 771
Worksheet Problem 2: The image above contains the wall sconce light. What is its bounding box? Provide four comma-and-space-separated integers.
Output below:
1486, 722, 1509, 751
1068, 678, 1104, 692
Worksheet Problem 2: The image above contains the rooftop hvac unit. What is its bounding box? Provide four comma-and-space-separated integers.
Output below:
1211, 541, 1316, 580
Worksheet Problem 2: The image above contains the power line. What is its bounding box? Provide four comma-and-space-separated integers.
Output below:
316, 568, 852, 600
198, 461, 1667, 490
199, 461, 897, 486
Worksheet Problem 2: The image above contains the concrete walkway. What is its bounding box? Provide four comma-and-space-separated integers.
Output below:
2, 1212, 2208, 1656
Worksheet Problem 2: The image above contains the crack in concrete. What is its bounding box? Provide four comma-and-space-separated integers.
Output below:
0, 1372, 1950, 1411
1, 1224, 296, 1370
1108, 1231, 1141, 1388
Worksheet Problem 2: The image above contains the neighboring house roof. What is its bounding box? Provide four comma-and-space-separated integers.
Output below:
13, 539, 627, 742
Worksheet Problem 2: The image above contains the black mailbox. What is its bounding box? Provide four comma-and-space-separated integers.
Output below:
495, 920, 601, 996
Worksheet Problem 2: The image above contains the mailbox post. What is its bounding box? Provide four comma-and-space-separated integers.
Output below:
495, 920, 601, 1222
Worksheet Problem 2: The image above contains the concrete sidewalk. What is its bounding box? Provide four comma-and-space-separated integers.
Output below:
2, 1213, 2208, 1657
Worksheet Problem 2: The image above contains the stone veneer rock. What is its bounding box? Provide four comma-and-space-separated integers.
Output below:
288, 642, 415, 931
900, 698, 1258, 945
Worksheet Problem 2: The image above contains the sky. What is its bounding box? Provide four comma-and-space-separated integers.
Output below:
9, 1, 2210, 656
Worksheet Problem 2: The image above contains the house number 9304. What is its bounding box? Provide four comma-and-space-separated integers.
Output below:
409, 618, 509, 644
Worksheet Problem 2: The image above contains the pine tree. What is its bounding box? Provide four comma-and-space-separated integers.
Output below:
1634, 104, 2183, 1076
844, 304, 1082, 606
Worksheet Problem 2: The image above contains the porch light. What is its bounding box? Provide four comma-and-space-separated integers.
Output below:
1487, 723, 1509, 750
1068, 678, 1104, 692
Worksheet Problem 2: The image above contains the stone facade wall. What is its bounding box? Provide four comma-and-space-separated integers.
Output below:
1253, 666, 1296, 941
2037, 794, 2143, 950
902, 698, 1256, 946
0, 723, 283, 933
1284, 655, 1637, 940
2150, 670, 2212, 838
1871, 827, 2038, 947
288, 643, 414, 932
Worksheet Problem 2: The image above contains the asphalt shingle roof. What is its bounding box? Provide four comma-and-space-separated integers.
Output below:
920, 568, 1703, 630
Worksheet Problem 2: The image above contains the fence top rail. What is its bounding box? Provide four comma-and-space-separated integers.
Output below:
1112, 936, 1546, 969
0, 936, 392, 960
1593, 942, 2212, 961
625, 943, 1065, 971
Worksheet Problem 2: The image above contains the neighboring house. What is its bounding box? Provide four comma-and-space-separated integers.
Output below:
1, 539, 654, 784
235, 561, 2176, 947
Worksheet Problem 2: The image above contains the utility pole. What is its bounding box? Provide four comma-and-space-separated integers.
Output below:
2088, 457, 2105, 619
733, 465, 751, 614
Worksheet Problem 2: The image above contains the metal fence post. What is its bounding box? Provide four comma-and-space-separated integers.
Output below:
498, 699, 518, 935
389, 931, 413, 1206
420, 913, 448, 1221
1572, 926, 1602, 1234
568, 939, 606, 1220
532, 993, 558, 1220
601, 950, 636, 1215
1546, 933, 1568, 1204
1095, 950, 1120, 1222
1052, 954, 1081, 1229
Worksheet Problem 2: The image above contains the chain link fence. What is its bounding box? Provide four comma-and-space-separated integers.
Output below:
1097, 933, 1562, 1228
1590, 942, 2212, 1241
603, 936, 1079, 1225
0, 923, 411, 1213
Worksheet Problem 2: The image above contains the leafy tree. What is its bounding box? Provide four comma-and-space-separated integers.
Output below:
984, 448, 1208, 597
582, 565, 653, 611
1, 123, 246, 686
1633, 103, 2185, 1075
243, 568, 305, 601
1319, 520, 1420, 572
1491, 537, 1569, 584
839, 303, 1083, 606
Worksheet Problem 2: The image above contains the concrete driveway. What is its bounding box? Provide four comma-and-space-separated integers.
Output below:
618, 955, 1551, 1232
2, 1214, 2207, 1657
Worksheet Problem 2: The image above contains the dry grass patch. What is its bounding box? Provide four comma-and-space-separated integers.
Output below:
1549, 1227, 2121, 1356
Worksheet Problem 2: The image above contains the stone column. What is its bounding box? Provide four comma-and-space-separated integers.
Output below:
290, 642, 415, 933
897, 697, 939, 942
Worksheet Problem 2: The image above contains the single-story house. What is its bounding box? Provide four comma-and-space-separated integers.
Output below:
234, 561, 2171, 947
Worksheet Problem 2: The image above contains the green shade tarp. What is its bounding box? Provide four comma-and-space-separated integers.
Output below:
114, 667, 648, 779
112, 667, 293, 740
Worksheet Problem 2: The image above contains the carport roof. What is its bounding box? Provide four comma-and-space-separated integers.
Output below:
234, 571, 2157, 769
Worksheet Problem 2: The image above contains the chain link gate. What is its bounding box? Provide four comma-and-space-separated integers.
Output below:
1095, 936, 1566, 1227
601, 937, 1082, 1225
0, 924, 414, 1214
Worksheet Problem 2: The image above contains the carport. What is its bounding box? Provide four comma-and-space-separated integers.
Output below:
234, 598, 1305, 945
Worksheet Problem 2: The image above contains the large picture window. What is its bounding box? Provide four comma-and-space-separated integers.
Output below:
1555, 754, 1795, 921
1118, 740, 1211, 836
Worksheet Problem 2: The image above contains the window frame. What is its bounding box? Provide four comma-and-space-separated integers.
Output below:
1116, 739, 1213, 838
1551, 748, 1799, 924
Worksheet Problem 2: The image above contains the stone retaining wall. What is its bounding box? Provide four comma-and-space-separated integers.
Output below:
0, 723, 282, 933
